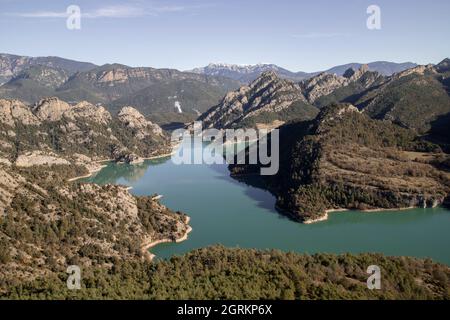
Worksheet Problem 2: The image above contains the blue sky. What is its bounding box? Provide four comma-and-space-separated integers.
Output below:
0, 0, 449, 72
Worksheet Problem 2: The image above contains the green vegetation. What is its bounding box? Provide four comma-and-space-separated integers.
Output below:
314, 72, 385, 108
2, 246, 449, 299
0, 61, 240, 124
0, 164, 189, 294
359, 72, 450, 134
0, 108, 169, 163
231, 104, 450, 221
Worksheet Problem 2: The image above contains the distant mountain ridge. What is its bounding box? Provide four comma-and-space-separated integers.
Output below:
0, 53, 97, 84
189, 61, 418, 83
199, 58, 450, 152
189, 63, 310, 83
324, 61, 417, 77
2, 53, 447, 128
0, 55, 241, 123
200, 71, 318, 129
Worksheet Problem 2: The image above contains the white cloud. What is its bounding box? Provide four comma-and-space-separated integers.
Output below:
292, 32, 350, 39
12, 11, 68, 18
84, 5, 148, 18
6, 4, 186, 19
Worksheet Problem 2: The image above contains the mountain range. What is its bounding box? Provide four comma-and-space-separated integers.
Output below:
0, 97, 170, 168
0, 53, 422, 125
0, 53, 449, 299
189, 61, 418, 82
0, 54, 241, 124
201, 59, 450, 152
0, 53, 96, 84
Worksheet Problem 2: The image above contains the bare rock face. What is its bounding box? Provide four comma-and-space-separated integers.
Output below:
97, 67, 152, 84
33, 97, 71, 122
0, 97, 169, 168
15, 151, 71, 167
435, 58, 450, 73
64, 101, 112, 125
300, 73, 348, 103
300, 65, 377, 104
393, 64, 436, 80
118, 106, 164, 139
32, 98, 112, 125
0, 99, 40, 126
201, 71, 308, 128
111, 145, 144, 164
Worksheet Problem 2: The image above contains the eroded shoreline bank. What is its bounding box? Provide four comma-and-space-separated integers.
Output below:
141, 216, 193, 261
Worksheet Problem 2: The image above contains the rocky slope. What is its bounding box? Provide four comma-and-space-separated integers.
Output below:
199, 65, 388, 129
0, 65, 69, 104
230, 103, 450, 222
189, 61, 417, 83
0, 61, 240, 123
0, 164, 190, 289
0, 53, 96, 84
0, 97, 169, 168
355, 59, 450, 136
324, 61, 417, 77
300, 64, 386, 105
200, 71, 319, 128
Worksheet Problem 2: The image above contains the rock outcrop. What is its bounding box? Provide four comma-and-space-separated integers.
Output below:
0, 99, 40, 126
200, 71, 318, 128
300, 65, 383, 104
0, 97, 169, 168
0, 164, 190, 286
356, 59, 450, 134
118, 106, 163, 139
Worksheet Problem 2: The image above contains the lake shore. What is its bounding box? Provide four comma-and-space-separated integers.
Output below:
142, 150, 177, 160
303, 206, 421, 224
68, 149, 178, 182
142, 216, 192, 261
67, 162, 107, 182
303, 209, 349, 224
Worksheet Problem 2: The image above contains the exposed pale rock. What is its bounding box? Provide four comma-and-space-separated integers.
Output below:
33, 97, 71, 122
33, 98, 112, 124
202, 71, 308, 128
0, 99, 40, 126
118, 106, 163, 139
15, 151, 71, 167
393, 64, 435, 79
300, 73, 348, 103
300, 65, 381, 103
64, 101, 112, 125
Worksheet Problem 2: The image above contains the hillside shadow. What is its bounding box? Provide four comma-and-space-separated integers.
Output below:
426, 112, 450, 152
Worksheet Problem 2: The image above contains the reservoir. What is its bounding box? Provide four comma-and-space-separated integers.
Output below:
83, 140, 450, 265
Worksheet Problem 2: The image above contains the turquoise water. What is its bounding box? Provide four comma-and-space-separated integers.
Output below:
83, 141, 450, 265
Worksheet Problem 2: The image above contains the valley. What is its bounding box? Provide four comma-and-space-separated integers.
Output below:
83, 142, 450, 266
0, 54, 449, 300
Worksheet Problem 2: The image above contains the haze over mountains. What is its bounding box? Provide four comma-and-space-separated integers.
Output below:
190, 61, 418, 82
0, 54, 241, 124
0, 53, 449, 300
202, 59, 450, 148
0, 53, 447, 134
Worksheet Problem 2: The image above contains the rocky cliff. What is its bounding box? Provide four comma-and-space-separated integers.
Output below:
300, 64, 385, 105
200, 71, 318, 128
